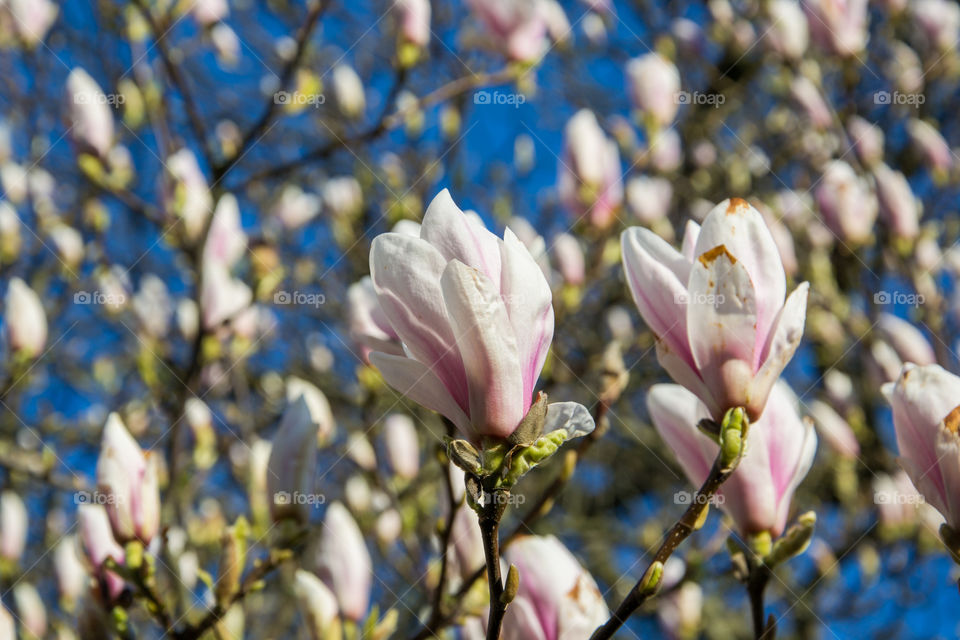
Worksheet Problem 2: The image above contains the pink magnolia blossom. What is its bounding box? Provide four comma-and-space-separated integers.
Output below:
0, 490, 26, 562
767, 0, 809, 59
884, 364, 960, 529
802, 0, 869, 57
499, 535, 609, 640
872, 163, 920, 240
347, 276, 403, 364
95, 413, 160, 544
3, 0, 57, 47
558, 110, 623, 229
315, 502, 372, 621
65, 68, 115, 159
625, 53, 681, 128
77, 504, 126, 602
846, 116, 884, 167
294, 569, 340, 640
382, 413, 419, 479
808, 400, 860, 459
550, 233, 585, 287
4, 277, 47, 358
394, 0, 431, 47
267, 397, 319, 523
907, 119, 952, 172
648, 381, 817, 536
466, 0, 554, 61
369, 190, 581, 441
621, 198, 809, 421
815, 160, 878, 245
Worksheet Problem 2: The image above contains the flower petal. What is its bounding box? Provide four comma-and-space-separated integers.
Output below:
369, 351, 471, 437
420, 189, 502, 284
370, 232, 468, 410
441, 261, 524, 439
621, 227, 694, 366
543, 402, 595, 439
646, 384, 715, 487
500, 228, 554, 409
751, 282, 809, 417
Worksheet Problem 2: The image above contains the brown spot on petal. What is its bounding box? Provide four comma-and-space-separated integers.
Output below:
944, 405, 960, 434
727, 197, 748, 213
698, 244, 737, 267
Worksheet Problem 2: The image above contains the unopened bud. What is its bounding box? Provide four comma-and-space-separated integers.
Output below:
501, 564, 520, 604
639, 560, 663, 596
768, 511, 816, 566
719, 407, 748, 471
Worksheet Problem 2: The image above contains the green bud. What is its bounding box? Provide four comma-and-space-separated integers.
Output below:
748, 531, 772, 559
719, 407, 748, 471
501, 564, 520, 604
768, 511, 816, 566
639, 561, 663, 596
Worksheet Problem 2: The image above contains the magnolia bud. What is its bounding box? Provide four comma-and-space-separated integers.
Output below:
294, 569, 341, 640
4, 277, 47, 358
315, 502, 372, 621
0, 490, 26, 563
332, 65, 366, 120
267, 397, 319, 523
383, 413, 419, 479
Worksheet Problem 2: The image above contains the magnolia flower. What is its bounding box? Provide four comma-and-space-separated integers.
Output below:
789, 76, 832, 129
201, 262, 252, 329
4, 277, 47, 358
77, 504, 126, 601
815, 161, 878, 245
13, 583, 45, 639
625, 53, 681, 128
192, 0, 229, 26
295, 569, 341, 640
394, 0, 431, 47
96, 413, 161, 544
913, 0, 960, 52
322, 176, 363, 218
767, 0, 809, 59
872, 164, 920, 240
347, 276, 403, 364
884, 364, 960, 529
876, 313, 936, 367
272, 185, 321, 229
133, 274, 173, 338
846, 116, 884, 167
657, 582, 703, 639
558, 110, 623, 229
802, 0, 868, 56
907, 119, 952, 172
203, 194, 246, 268
626, 175, 673, 225
165, 148, 213, 240
622, 198, 809, 420
808, 400, 860, 459
648, 128, 683, 172
550, 233, 585, 287
286, 377, 336, 443
369, 190, 594, 441
466, 0, 551, 61
0, 490, 26, 562
499, 535, 609, 640
648, 381, 817, 536
267, 397, 319, 523
3, 0, 57, 47
332, 65, 366, 120
383, 413, 419, 479
65, 68, 114, 159
315, 502, 372, 621
54, 536, 88, 603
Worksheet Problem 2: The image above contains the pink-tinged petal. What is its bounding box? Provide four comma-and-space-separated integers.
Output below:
721, 417, 777, 535
501, 597, 549, 640
809, 400, 860, 459
316, 502, 372, 621
762, 382, 817, 536
646, 384, 715, 487
500, 228, 554, 409
876, 313, 936, 366
751, 282, 809, 419
934, 426, 960, 528
655, 343, 720, 419
370, 351, 471, 437
680, 220, 700, 262
420, 189, 502, 285
694, 199, 786, 356
621, 227, 694, 366
441, 260, 524, 439
370, 233, 468, 409
899, 453, 948, 522
686, 246, 759, 414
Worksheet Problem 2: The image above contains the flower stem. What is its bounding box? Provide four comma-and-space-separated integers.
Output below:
480, 491, 508, 640
748, 562, 773, 638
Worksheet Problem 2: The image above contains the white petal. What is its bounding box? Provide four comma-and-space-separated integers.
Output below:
420, 189, 502, 284
543, 402, 595, 439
